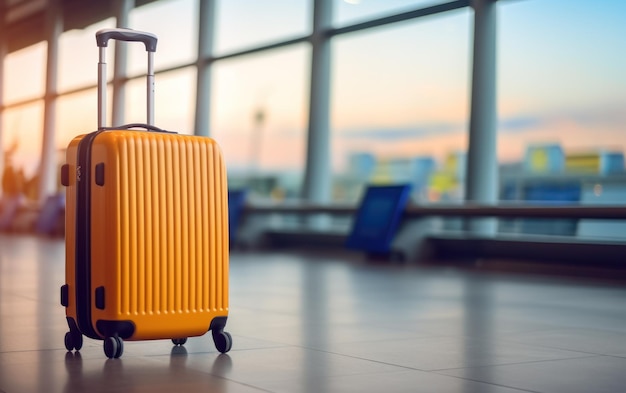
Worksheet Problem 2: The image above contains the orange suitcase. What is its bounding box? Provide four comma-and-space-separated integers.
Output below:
60, 28, 231, 358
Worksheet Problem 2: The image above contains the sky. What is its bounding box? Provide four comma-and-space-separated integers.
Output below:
1, 0, 626, 178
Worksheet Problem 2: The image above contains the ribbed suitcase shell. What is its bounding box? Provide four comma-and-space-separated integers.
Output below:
64, 130, 229, 341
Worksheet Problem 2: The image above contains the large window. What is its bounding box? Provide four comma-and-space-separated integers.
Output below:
331, 10, 471, 202
55, 88, 99, 148
125, 67, 196, 134
2, 42, 47, 197
128, 0, 199, 75
2, 42, 46, 105
6, 0, 624, 215
58, 18, 115, 93
214, 0, 310, 55
2, 101, 44, 180
333, 0, 451, 27
496, 0, 626, 238
497, 0, 626, 168
211, 45, 309, 199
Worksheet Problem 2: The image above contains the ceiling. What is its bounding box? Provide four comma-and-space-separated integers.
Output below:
2, 0, 158, 54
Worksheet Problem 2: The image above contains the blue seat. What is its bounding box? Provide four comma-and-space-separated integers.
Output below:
0, 196, 21, 232
345, 184, 412, 255
228, 189, 247, 248
35, 193, 65, 236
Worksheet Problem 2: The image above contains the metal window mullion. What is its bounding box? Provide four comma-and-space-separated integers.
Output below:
39, 0, 63, 202
464, 0, 498, 234
0, 3, 7, 182
111, 0, 135, 128
302, 0, 333, 204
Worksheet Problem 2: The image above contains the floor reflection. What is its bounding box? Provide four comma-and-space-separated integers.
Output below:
302, 260, 329, 393
63, 348, 233, 393
462, 277, 495, 393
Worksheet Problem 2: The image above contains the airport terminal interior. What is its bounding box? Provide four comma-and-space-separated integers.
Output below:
1, 0, 626, 392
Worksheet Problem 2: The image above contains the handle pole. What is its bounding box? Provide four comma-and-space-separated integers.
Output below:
98, 47, 107, 130
95, 28, 158, 129
147, 51, 154, 126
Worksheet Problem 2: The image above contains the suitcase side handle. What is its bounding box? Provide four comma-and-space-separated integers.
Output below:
96, 28, 157, 52
96, 28, 158, 129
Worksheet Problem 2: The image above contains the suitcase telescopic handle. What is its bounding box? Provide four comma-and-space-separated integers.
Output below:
96, 28, 157, 52
95, 28, 158, 130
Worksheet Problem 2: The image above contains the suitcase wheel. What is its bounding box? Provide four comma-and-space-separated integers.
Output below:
64, 331, 83, 351
212, 331, 232, 354
103, 336, 124, 359
172, 338, 188, 346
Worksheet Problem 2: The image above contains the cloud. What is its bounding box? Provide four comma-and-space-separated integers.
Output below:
337, 118, 543, 142
498, 116, 545, 132
339, 123, 461, 141
336, 106, 626, 143
498, 106, 626, 133
564, 106, 626, 128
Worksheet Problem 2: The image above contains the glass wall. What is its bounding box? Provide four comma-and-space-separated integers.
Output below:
55, 88, 99, 147
2, 42, 47, 199
333, 0, 449, 27
125, 67, 196, 133
2, 42, 46, 104
128, 0, 198, 75
497, 0, 626, 238
331, 10, 470, 202
2, 101, 44, 181
211, 45, 309, 200
3, 0, 625, 221
214, 0, 310, 55
498, 0, 626, 169
58, 18, 115, 92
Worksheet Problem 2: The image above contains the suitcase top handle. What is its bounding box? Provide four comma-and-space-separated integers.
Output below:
100, 123, 176, 134
96, 28, 158, 128
96, 28, 157, 52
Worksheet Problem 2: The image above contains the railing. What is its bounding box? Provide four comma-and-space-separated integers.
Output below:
239, 202, 626, 267
244, 202, 626, 220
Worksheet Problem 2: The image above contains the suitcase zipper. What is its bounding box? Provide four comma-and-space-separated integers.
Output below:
74, 130, 106, 340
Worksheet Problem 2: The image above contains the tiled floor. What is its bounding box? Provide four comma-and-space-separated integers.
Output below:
1, 234, 626, 393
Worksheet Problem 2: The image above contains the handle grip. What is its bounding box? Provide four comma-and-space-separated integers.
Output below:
102, 123, 176, 134
96, 28, 157, 52
96, 29, 157, 128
